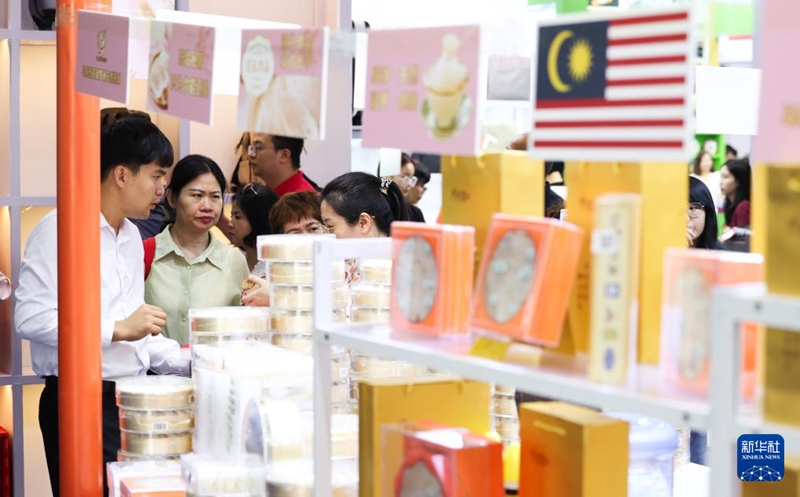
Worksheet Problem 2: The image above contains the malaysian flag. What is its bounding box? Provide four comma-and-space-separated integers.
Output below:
530, 8, 693, 162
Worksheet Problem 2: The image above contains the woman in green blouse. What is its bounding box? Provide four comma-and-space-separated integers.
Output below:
145, 154, 250, 345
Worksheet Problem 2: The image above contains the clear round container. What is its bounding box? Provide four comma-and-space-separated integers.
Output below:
492, 413, 520, 441
351, 307, 390, 324
270, 283, 348, 309
270, 308, 346, 333
266, 459, 358, 497
331, 379, 351, 404
491, 393, 517, 417
120, 429, 193, 454
115, 376, 194, 409
270, 331, 313, 355
117, 450, 182, 462
268, 260, 346, 285
350, 353, 423, 379
118, 407, 194, 433
181, 453, 266, 497
606, 412, 678, 497
359, 259, 392, 284
351, 283, 392, 308
257, 233, 335, 261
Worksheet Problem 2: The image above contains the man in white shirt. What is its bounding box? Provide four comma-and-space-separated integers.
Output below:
15, 118, 189, 497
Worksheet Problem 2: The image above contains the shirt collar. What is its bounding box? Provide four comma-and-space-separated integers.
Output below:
154, 225, 226, 269
101, 213, 139, 244
274, 171, 315, 196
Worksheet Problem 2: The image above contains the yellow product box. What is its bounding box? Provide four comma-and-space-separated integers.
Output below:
741, 455, 800, 497
358, 377, 491, 497
518, 402, 629, 497
588, 194, 642, 385
760, 166, 800, 426
441, 152, 544, 273
565, 162, 686, 363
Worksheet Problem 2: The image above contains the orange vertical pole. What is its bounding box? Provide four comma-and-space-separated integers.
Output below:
56, 0, 102, 496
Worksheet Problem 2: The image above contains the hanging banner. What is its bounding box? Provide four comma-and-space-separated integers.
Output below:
529, 6, 693, 162
147, 20, 216, 124
76, 11, 131, 103
237, 27, 329, 140
362, 25, 486, 156
753, 1, 800, 163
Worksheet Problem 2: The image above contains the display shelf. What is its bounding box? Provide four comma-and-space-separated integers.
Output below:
19, 44, 56, 198
709, 284, 800, 497
318, 324, 710, 429
18, 30, 54, 43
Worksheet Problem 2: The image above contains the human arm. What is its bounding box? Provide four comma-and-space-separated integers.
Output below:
146, 333, 191, 376
14, 215, 60, 346
731, 200, 751, 228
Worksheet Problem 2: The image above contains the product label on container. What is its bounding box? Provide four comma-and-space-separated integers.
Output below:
147, 20, 215, 124
76, 11, 130, 103
362, 25, 485, 156
238, 28, 329, 140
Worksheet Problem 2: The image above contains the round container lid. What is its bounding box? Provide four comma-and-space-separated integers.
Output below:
189, 306, 269, 333
605, 412, 678, 459
115, 375, 193, 395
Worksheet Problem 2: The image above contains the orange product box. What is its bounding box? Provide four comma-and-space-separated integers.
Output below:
382, 421, 504, 497
660, 248, 763, 398
390, 222, 475, 336
472, 214, 583, 347
518, 402, 629, 497
120, 476, 185, 497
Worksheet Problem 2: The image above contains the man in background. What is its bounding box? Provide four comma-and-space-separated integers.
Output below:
247, 133, 320, 195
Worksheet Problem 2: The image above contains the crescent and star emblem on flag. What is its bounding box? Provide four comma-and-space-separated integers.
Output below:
547, 29, 595, 94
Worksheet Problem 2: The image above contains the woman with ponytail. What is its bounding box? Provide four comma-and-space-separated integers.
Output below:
320, 172, 411, 238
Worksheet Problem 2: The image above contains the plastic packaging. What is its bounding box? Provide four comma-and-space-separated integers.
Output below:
181, 453, 266, 497
606, 412, 678, 497
266, 459, 358, 497
351, 307, 390, 324
270, 283, 348, 310
257, 233, 334, 261
351, 283, 392, 308
270, 308, 346, 333
359, 259, 392, 284
268, 260, 346, 284
188, 306, 269, 348
115, 376, 194, 410
107, 460, 181, 497
118, 407, 194, 433
120, 430, 193, 455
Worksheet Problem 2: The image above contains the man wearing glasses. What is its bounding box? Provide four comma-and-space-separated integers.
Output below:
247, 133, 320, 196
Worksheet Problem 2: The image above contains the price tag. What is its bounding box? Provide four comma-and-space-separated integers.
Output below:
470, 336, 512, 361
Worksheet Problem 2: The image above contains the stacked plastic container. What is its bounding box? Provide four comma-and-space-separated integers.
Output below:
258, 234, 351, 412
490, 384, 519, 446
115, 376, 195, 462
348, 258, 424, 412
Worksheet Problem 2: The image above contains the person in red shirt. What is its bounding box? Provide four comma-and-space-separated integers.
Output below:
720, 158, 751, 229
247, 133, 321, 195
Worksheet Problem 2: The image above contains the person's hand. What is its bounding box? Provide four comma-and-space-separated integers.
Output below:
686, 227, 695, 247
241, 275, 270, 307
113, 304, 166, 342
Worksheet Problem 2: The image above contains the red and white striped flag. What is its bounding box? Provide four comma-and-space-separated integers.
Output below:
530, 7, 693, 162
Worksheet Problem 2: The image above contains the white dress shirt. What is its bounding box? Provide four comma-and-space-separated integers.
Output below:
15, 211, 189, 379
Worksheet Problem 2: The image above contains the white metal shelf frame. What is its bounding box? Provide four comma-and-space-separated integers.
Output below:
709, 284, 800, 497
313, 238, 775, 497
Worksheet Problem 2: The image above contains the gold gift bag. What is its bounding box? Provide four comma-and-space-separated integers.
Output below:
565, 162, 686, 363
441, 151, 544, 273
358, 378, 491, 497
761, 165, 800, 426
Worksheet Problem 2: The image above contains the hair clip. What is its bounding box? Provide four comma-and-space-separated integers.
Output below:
380, 176, 393, 191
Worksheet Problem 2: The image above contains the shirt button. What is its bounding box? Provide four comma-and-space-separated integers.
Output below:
185, 265, 191, 270
182, 317, 186, 322
184, 290, 189, 295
